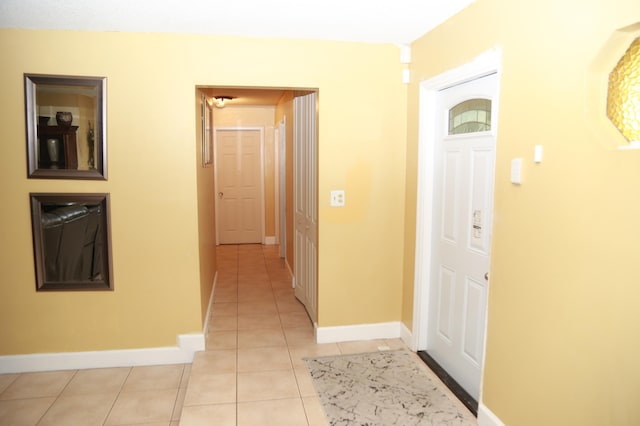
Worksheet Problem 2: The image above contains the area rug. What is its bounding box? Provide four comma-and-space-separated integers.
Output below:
305, 350, 476, 426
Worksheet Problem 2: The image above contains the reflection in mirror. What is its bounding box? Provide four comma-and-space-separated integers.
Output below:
25, 74, 106, 179
30, 193, 113, 291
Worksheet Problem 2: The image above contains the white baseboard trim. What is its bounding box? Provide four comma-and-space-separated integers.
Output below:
0, 276, 216, 375
264, 236, 276, 245
400, 322, 413, 348
316, 321, 402, 344
202, 271, 218, 335
477, 403, 505, 426
285, 260, 294, 284
0, 333, 205, 374
0, 268, 222, 374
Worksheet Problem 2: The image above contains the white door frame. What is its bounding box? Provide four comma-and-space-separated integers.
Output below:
411, 48, 501, 394
278, 118, 287, 258
213, 126, 266, 245
274, 126, 280, 245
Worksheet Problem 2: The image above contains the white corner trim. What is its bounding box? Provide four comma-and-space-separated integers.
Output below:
400, 44, 411, 64
477, 403, 505, 426
177, 333, 206, 352
402, 69, 411, 84
264, 236, 276, 245
618, 141, 640, 150
0, 333, 205, 374
400, 322, 413, 348
315, 321, 402, 344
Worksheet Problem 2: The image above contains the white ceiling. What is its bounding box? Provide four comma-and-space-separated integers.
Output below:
3, 0, 475, 107
0, 0, 474, 45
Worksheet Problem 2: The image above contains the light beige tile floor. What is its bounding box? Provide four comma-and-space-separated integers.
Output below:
0, 363, 188, 426
181, 244, 413, 426
0, 244, 457, 426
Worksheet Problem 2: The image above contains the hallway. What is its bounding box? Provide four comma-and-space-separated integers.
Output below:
181, 244, 409, 424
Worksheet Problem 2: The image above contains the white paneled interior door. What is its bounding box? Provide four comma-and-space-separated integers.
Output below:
426, 73, 497, 400
215, 128, 264, 244
293, 93, 317, 322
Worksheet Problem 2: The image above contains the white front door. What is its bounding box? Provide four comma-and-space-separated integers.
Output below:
426, 73, 497, 400
215, 128, 264, 244
293, 93, 317, 322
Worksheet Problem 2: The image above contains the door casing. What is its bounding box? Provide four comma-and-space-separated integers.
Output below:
278, 118, 287, 258
412, 48, 502, 401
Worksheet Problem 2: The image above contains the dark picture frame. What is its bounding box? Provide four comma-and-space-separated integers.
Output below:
30, 193, 114, 291
25, 74, 107, 180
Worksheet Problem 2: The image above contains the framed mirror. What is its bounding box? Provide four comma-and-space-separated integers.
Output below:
30, 193, 113, 291
25, 74, 107, 180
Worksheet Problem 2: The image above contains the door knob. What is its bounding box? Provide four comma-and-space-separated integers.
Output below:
484, 272, 489, 281
218, 192, 223, 199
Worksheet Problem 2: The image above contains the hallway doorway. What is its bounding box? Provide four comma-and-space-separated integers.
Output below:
197, 86, 319, 324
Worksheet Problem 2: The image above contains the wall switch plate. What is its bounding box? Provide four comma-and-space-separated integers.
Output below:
534, 145, 543, 163
330, 190, 345, 207
511, 158, 523, 184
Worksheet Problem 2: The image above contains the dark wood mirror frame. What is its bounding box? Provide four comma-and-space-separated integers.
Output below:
30, 193, 114, 291
25, 74, 107, 180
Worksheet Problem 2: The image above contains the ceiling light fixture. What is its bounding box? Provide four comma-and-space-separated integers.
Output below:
213, 96, 235, 108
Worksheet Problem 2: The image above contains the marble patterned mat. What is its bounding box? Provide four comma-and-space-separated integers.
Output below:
305, 350, 476, 426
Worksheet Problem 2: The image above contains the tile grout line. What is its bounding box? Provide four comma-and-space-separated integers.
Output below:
235, 245, 240, 425
34, 369, 78, 425
101, 367, 130, 426
169, 364, 186, 425
227, 254, 238, 413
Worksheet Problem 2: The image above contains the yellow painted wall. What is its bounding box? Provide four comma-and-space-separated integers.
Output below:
212, 106, 277, 238
401, 0, 640, 424
318, 77, 407, 325
0, 29, 407, 354
274, 81, 408, 327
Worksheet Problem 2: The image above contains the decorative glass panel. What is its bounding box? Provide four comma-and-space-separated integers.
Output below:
448, 99, 492, 135
607, 37, 640, 143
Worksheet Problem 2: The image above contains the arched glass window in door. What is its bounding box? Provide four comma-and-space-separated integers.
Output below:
448, 98, 492, 135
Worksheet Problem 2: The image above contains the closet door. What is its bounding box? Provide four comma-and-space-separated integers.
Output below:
293, 93, 317, 322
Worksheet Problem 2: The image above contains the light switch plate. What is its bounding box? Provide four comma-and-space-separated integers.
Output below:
511, 158, 523, 184
534, 145, 543, 163
330, 190, 345, 207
